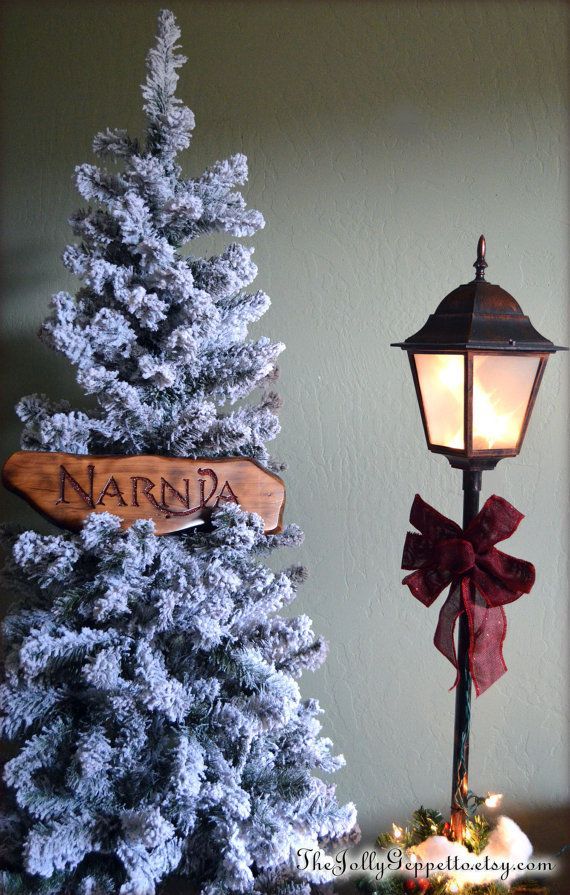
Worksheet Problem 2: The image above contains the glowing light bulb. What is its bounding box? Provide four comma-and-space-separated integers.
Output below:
437, 355, 464, 392
392, 823, 403, 840
415, 353, 540, 454
414, 353, 465, 449
447, 882, 460, 894
471, 354, 540, 451
473, 381, 518, 449
484, 792, 503, 808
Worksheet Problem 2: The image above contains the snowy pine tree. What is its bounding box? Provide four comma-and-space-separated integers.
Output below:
0, 10, 357, 895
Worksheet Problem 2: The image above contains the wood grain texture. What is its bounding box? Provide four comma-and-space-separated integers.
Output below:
2, 451, 285, 535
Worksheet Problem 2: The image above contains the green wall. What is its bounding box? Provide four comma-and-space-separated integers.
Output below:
2, 0, 568, 853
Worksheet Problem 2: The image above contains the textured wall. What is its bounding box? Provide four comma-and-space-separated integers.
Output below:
1, 0, 568, 846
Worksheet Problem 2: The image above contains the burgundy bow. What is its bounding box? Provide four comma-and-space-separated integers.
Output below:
402, 494, 535, 696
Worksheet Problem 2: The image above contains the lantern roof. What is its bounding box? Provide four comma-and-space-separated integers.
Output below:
392, 236, 566, 353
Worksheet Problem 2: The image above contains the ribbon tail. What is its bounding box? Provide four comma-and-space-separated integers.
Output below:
433, 582, 464, 690
465, 586, 508, 696
434, 579, 508, 696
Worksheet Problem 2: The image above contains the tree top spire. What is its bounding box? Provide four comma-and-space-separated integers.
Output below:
141, 9, 195, 158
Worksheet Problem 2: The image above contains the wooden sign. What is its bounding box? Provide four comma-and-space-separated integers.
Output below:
2, 451, 285, 535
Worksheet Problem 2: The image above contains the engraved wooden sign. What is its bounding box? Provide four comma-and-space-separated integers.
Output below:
2, 451, 285, 535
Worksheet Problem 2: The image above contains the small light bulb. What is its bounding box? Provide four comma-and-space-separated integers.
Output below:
448, 882, 460, 894
392, 823, 403, 840
484, 792, 503, 808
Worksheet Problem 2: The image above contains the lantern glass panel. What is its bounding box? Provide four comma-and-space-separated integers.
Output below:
414, 353, 465, 449
472, 354, 541, 451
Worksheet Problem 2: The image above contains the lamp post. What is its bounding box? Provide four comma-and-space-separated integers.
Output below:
392, 236, 566, 843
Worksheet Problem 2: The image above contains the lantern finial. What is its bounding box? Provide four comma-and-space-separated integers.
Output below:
474, 235, 487, 281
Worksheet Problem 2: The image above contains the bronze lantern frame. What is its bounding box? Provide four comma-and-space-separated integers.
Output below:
392, 236, 566, 843
392, 236, 564, 471
407, 349, 549, 469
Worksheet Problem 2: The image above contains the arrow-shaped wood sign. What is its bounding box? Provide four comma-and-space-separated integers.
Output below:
2, 451, 285, 535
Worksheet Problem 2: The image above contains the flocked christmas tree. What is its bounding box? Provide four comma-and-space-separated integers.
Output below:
0, 11, 357, 894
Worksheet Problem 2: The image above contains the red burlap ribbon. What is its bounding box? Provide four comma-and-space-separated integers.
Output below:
402, 494, 535, 696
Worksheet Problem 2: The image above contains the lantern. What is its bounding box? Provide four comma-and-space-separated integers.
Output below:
392, 236, 565, 470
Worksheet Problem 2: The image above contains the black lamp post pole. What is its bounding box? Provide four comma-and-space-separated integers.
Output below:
450, 468, 482, 842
